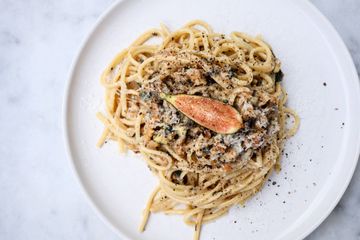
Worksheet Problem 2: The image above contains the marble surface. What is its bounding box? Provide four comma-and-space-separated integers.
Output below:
0, 0, 359, 239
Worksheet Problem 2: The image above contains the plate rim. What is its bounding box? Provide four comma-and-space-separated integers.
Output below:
63, 1, 131, 240
62, 0, 360, 239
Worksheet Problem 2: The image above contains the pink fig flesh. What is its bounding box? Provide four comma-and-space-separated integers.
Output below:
160, 93, 243, 134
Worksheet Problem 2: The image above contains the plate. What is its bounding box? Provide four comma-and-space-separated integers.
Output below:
63, 0, 360, 239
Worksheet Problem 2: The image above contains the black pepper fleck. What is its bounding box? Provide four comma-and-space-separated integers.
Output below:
323, 82, 327, 86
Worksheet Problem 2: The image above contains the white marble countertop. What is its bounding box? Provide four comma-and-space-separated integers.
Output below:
0, 0, 359, 239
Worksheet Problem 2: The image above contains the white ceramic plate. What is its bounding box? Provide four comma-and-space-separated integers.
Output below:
63, 0, 360, 239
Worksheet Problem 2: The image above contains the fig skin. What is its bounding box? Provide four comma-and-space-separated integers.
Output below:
160, 93, 243, 134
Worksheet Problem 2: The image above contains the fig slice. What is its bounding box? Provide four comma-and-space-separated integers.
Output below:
160, 93, 243, 134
